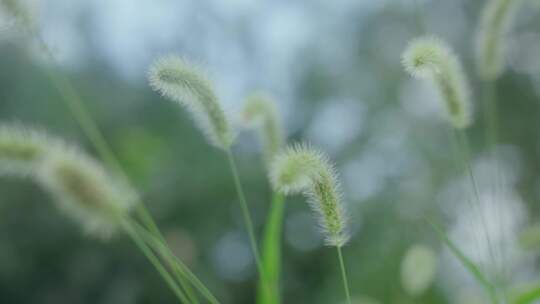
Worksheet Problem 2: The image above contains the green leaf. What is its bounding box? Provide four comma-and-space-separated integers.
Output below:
510, 281, 540, 304
257, 193, 286, 304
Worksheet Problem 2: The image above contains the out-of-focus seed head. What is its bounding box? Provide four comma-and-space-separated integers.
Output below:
270, 144, 324, 194
0, 124, 50, 177
241, 93, 284, 165
402, 37, 450, 79
37, 146, 136, 237
148, 55, 234, 149
270, 144, 349, 247
401, 244, 438, 296
476, 0, 522, 80
402, 36, 472, 129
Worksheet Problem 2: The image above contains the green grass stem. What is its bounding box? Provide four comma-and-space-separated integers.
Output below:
257, 192, 285, 304
122, 219, 191, 304
427, 219, 498, 304
337, 245, 352, 304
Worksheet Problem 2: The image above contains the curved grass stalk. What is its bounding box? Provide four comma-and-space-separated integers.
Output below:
17, 26, 218, 304
128, 218, 222, 304
453, 129, 498, 271
270, 144, 351, 303
132, 205, 199, 304
39, 46, 202, 303
453, 129, 508, 302
481, 79, 509, 298
241, 93, 286, 304
147, 56, 271, 302
122, 219, 191, 304
225, 149, 274, 302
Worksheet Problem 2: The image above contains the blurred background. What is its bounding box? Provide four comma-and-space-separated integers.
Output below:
0, 0, 540, 303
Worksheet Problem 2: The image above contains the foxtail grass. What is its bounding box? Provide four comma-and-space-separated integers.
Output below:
0, 124, 50, 177
402, 35, 502, 303
148, 56, 272, 302
402, 36, 472, 129
0, 9, 222, 301
240, 93, 286, 304
0, 124, 210, 303
476, 0, 522, 81
270, 144, 351, 304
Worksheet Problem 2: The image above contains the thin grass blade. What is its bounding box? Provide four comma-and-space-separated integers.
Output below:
427, 219, 499, 304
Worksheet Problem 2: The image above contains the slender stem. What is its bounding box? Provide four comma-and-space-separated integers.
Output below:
453, 129, 498, 281
225, 149, 273, 300
129, 219, 221, 304
337, 246, 352, 304
482, 79, 509, 301
133, 205, 199, 304
35, 36, 124, 176
445, 127, 486, 262
122, 220, 190, 304
29, 31, 208, 304
427, 219, 499, 304
257, 192, 285, 304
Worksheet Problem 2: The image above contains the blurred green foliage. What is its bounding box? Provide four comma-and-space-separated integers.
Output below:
0, 1, 539, 303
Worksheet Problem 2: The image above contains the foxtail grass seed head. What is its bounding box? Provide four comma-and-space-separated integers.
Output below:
476, 0, 522, 80
402, 37, 472, 129
401, 244, 437, 296
148, 55, 234, 149
270, 144, 349, 247
0, 124, 50, 177
241, 94, 284, 165
37, 146, 136, 237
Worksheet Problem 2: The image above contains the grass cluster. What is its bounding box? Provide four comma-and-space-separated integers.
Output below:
0, 0, 539, 303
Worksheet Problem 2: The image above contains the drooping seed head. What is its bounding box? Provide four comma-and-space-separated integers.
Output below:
241, 93, 284, 165
270, 144, 349, 246
148, 55, 234, 149
476, 0, 522, 80
0, 124, 50, 177
37, 146, 136, 237
270, 144, 325, 194
400, 244, 438, 296
402, 36, 472, 129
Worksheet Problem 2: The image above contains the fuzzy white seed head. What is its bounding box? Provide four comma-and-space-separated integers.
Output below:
270, 144, 349, 246
148, 55, 234, 149
37, 146, 136, 238
0, 124, 51, 177
476, 0, 522, 80
270, 144, 325, 194
401, 244, 438, 296
241, 93, 284, 165
402, 37, 450, 78
402, 36, 472, 129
